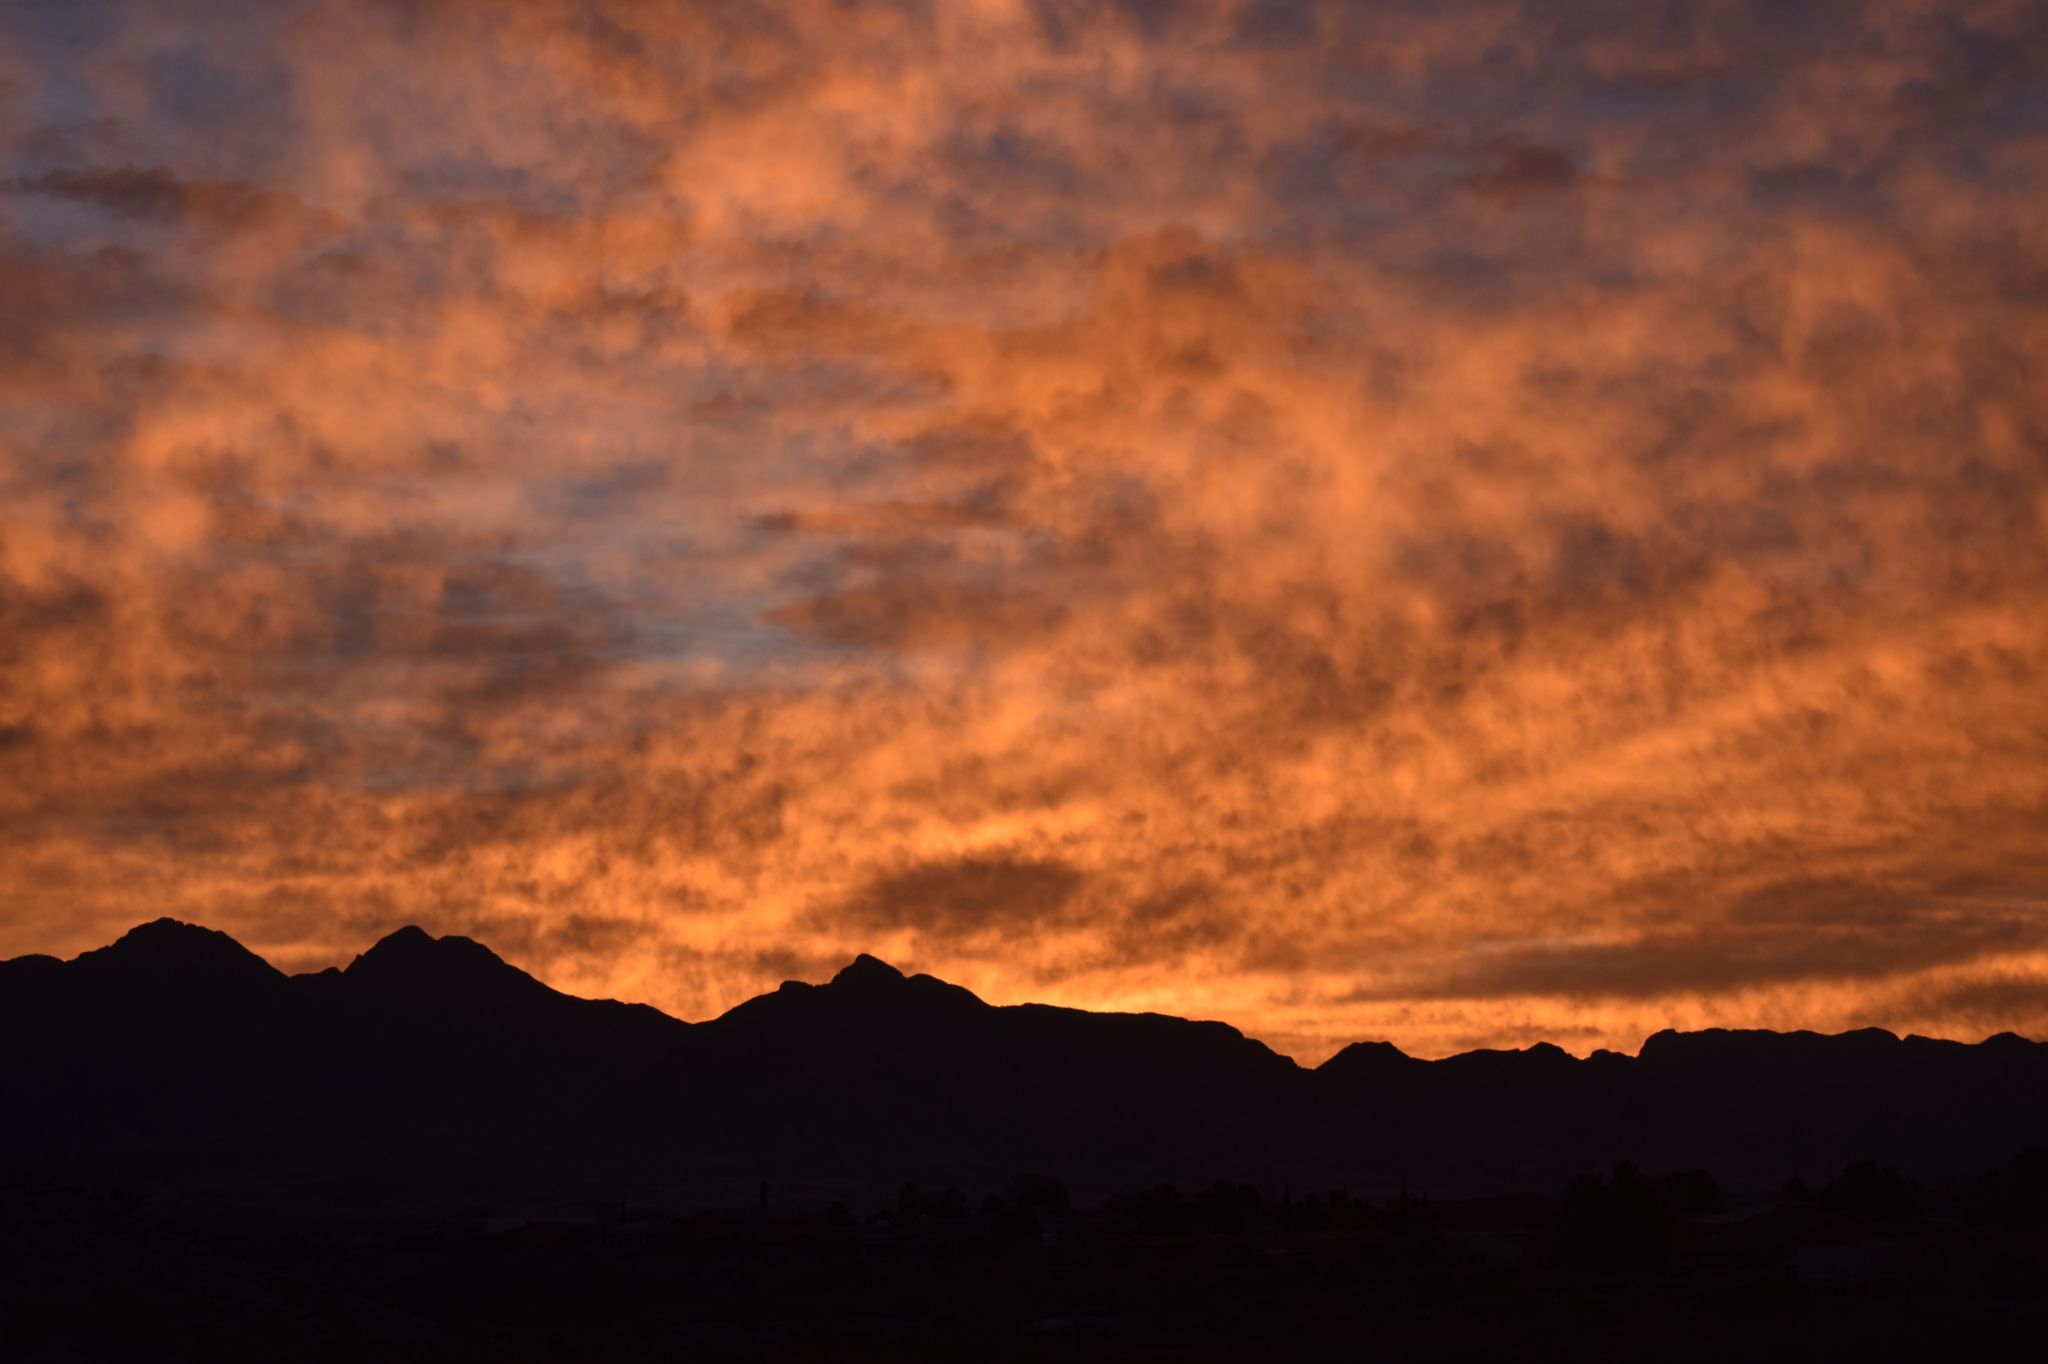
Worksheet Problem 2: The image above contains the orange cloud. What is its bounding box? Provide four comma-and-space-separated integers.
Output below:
3, 0, 2046, 1060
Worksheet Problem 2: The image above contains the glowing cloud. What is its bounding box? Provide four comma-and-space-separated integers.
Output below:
3, 0, 2046, 1058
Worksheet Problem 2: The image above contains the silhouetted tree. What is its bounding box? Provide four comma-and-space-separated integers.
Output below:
1820, 1159, 1921, 1224
981, 1173, 1069, 1246
1661, 1168, 1720, 1216
1967, 1146, 2048, 1230
1004, 1172, 1070, 1219
1560, 1161, 1673, 1267
1196, 1180, 1261, 1235
1105, 1183, 1193, 1236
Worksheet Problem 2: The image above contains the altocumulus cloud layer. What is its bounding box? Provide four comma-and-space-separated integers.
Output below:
3, 0, 2046, 1058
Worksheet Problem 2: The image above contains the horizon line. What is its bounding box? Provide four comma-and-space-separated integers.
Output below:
14, 915, 2038, 1067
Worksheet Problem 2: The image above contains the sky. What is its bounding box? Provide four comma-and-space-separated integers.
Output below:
3, 0, 2046, 1061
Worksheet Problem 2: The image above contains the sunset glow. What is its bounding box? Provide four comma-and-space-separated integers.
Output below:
4, 0, 2046, 1059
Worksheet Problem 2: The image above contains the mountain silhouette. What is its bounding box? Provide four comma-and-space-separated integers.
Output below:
77, 919, 287, 992
676, 946, 1302, 1191
4, 921, 2046, 1220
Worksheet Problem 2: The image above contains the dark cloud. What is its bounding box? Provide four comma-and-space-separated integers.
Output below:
833, 855, 1087, 944
1359, 913, 2048, 1004
1105, 879, 1238, 962
4, 166, 318, 233
1466, 137, 1580, 204
1895, 974, 2048, 1035
0, 576, 108, 660
767, 580, 1069, 650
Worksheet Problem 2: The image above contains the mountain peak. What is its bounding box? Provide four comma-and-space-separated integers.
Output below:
1316, 1039, 1423, 1084
708, 952, 986, 1033
73, 918, 283, 990
1322, 1039, 1413, 1063
371, 924, 435, 953
346, 925, 549, 998
831, 953, 907, 989
109, 917, 236, 950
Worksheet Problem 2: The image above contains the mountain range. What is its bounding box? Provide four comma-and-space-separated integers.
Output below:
4, 920, 2044, 1219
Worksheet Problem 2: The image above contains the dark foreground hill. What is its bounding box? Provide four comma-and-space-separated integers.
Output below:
7, 921, 2048, 1361
3, 919, 2046, 1219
